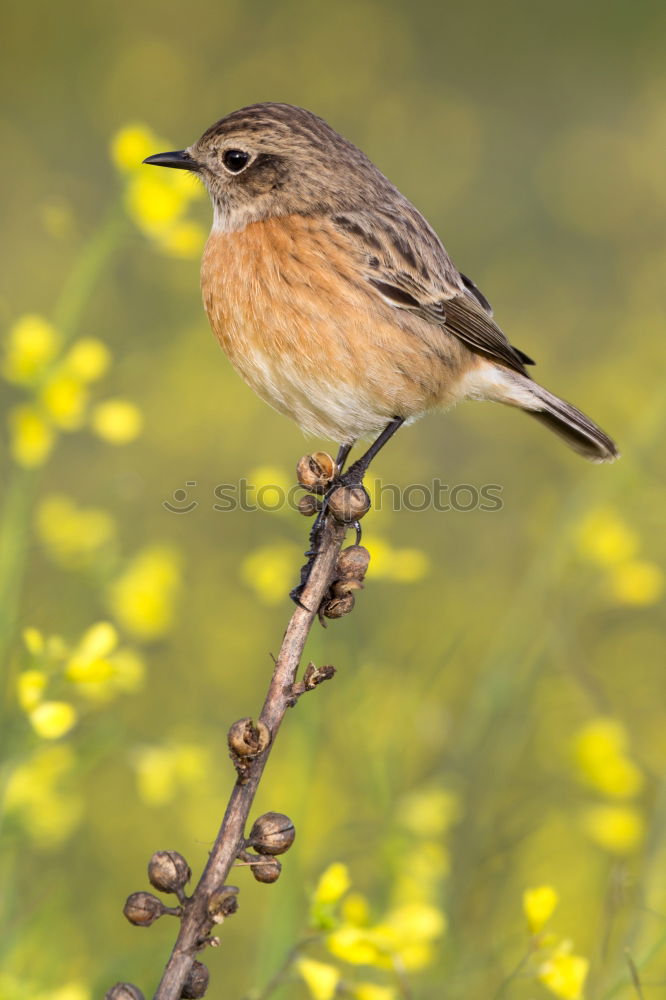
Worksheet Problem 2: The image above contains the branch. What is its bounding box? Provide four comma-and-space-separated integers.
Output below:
106, 455, 371, 1000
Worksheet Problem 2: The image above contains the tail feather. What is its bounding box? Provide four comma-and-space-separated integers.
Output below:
521, 380, 619, 463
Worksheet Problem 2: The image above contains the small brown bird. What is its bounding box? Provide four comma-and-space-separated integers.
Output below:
145, 102, 618, 476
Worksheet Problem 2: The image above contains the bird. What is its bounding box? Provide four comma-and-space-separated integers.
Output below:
144, 102, 618, 485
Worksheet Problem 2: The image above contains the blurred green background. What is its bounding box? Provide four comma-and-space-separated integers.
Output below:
1, 1, 665, 998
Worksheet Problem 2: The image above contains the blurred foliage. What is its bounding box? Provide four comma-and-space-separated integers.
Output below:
1, 0, 665, 997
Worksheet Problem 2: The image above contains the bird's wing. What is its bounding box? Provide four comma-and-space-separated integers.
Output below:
331, 208, 535, 373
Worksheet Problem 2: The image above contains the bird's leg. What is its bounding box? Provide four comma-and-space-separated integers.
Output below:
290, 420, 404, 607
338, 416, 405, 488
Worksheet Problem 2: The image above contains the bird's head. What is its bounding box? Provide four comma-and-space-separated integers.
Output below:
144, 102, 389, 232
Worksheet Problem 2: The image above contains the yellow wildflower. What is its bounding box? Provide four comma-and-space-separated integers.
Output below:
354, 985, 396, 1000
17, 670, 47, 711
133, 743, 207, 806
580, 804, 644, 854
37, 983, 91, 1000
296, 958, 341, 1000
328, 903, 444, 972
314, 863, 352, 906
241, 542, 301, 605
23, 627, 45, 655
110, 123, 161, 173
2, 314, 59, 384
3, 744, 82, 848
523, 885, 559, 934
158, 220, 206, 259
608, 559, 664, 606
64, 338, 111, 381
8, 404, 55, 467
384, 902, 446, 970
125, 170, 194, 234
108, 545, 181, 639
91, 398, 143, 444
574, 717, 643, 798
538, 941, 589, 1000
342, 893, 371, 927
40, 370, 88, 429
361, 535, 430, 583
36, 494, 116, 568
398, 787, 460, 837
29, 701, 77, 739
575, 507, 638, 566
327, 925, 383, 967
247, 463, 292, 514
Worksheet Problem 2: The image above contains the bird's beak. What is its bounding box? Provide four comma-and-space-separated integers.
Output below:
143, 149, 200, 172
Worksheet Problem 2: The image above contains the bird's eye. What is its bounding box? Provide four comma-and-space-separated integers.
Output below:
222, 149, 250, 173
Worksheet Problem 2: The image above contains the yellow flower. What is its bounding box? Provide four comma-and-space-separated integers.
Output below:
391, 840, 450, 906
361, 535, 430, 583
314, 863, 352, 906
296, 958, 341, 1000
91, 398, 143, 444
342, 893, 371, 927
538, 941, 589, 1000
3, 744, 82, 848
384, 902, 446, 969
8, 404, 55, 467
158, 220, 207, 259
110, 123, 161, 173
125, 170, 194, 233
133, 743, 207, 806
64, 338, 111, 381
247, 463, 292, 514
23, 627, 45, 655
29, 701, 77, 739
327, 925, 385, 967
354, 985, 396, 1000
523, 886, 559, 934
65, 621, 118, 692
328, 903, 445, 972
608, 559, 664, 606
574, 718, 643, 798
575, 507, 638, 566
37, 983, 90, 1000
580, 804, 644, 854
17, 670, 47, 711
108, 545, 181, 639
36, 494, 116, 568
241, 542, 301, 605
2, 314, 59, 384
40, 370, 88, 429
398, 787, 460, 837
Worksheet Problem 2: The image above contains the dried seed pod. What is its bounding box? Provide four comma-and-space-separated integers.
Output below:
251, 856, 282, 883
181, 960, 209, 999
322, 593, 355, 619
248, 812, 296, 856
123, 891, 165, 927
208, 884, 240, 923
327, 485, 371, 523
331, 577, 364, 598
296, 452, 335, 493
148, 851, 191, 894
105, 985, 145, 1000
336, 545, 371, 580
297, 493, 322, 517
227, 718, 271, 758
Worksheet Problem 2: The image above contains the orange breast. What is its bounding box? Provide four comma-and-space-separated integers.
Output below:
201, 214, 461, 442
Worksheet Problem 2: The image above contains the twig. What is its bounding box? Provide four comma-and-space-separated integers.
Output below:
145, 512, 349, 1000
107, 457, 372, 1000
